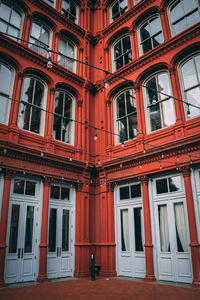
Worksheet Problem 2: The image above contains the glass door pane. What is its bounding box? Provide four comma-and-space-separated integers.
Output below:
48, 208, 57, 252
134, 207, 144, 251
8, 204, 20, 253
158, 205, 170, 252
62, 209, 69, 251
121, 209, 130, 251
174, 202, 188, 252
24, 206, 34, 253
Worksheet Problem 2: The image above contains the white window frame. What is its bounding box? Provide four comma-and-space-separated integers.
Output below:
111, 34, 132, 72
109, 0, 128, 23
178, 52, 200, 120
143, 71, 176, 134
58, 35, 77, 73
52, 89, 75, 146
18, 75, 47, 136
61, 0, 79, 25
168, 0, 200, 37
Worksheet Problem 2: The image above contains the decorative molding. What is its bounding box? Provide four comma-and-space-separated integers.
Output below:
4, 169, 13, 180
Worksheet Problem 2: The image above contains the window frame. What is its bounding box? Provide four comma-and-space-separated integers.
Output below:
57, 35, 77, 73
137, 14, 164, 56
52, 89, 75, 146
109, 0, 128, 23
111, 34, 132, 72
17, 75, 47, 136
61, 0, 79, 24
113, 87, 138, 145
42, 0, 56, 8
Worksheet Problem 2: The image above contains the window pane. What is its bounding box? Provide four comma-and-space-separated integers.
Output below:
30, 107, 41, 133
115, 57, 124, 70
48, 208, 57, 252
150, 17, 161, 36
142, 39, 152, 53
187, 11, 200, 27
185, 87, 200, 118
114, 40, 122, 58
182, 58, 197, 90
10, 9, 21, 28
121, 209, 130, 251
0, 95, 8, 123
174, 202, 188, 252
140, 22, 150, 42
7, 27, 19, 39
152, 33, 164, 48
9, 205, 20, 253
168, 176, 181, 192
31, 22, 41, 40
62, 210, 69, 251
134, 207, 144, 251
120, 186, 130, 199
117, 93, 125, 118
131, 184, 141, 198
118, 118, 128, 142
50, 185, 60, 199
122, 36, 131, 53
25, 181, 36, 196
183, 0, 197, 14
0, 64, 12, 95
13, 179, 25, 194
24, 206, 34, 253
61, 187, 70, 200
0, 3, 10, 22
171, 2, 183, 23
158, 205, 170, 252
156, 178, 168, 194
174, 19, 187, 35
128, 115, 137, 139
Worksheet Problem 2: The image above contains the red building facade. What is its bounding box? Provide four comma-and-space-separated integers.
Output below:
0, 0, 200, 286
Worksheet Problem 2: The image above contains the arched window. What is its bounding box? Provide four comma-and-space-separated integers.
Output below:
179, 53, 200, 119
61, 0, 78, 24
17, 76, 46, 135
0, 62, 13, 124
144, 71, 176, 132
169, 0, 200, 36
114, 88, 138, 144
57, 36, 76, 72
52, 90, 75, 145
112, 35, 132, 71
134, 0, 141, 4
110, 0, 128, 23
29, 20, 51, 57
0, 1, 23, 41
43, 0, 55, 7
138, 15, 164, 55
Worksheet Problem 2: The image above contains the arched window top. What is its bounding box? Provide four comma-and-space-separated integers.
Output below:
138, 14, 164, 55
61, 0, 79, 24
29, 20, 51, 57
109, 0, 128, 23
42, 0, 56, 8
168, 0, 200, 36
112, 34, 132, 71
57, 35, 77, 73
0, 1, 23, 41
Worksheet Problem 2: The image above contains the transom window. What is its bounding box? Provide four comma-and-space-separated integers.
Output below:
112, 35, 132, 71
156, 175, 181, 194
52, 90, 74, 144
169, 0, 200, 36
61, 0, 78, 23
110, 0, 128, 23
29, 21, 50, 57
120, 183, 141, 200
145, 72, 176, 132
50, 184, 70, 200
13, 179, 36, 196
0, 1, 22, 41
58, 36, 76, 72
115, 89, 138, 144
180, 53, 200, 119
139, 16, 164, 55
18, 76, 46, 135
0, 62, 13, 124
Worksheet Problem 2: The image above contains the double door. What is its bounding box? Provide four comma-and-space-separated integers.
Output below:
5, 200, 39, 283
47, 205, 73, 278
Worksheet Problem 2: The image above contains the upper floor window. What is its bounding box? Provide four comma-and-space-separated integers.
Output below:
0, 1, 22, 41
0, 62, 13, 124
180, 53, 200, 119
58, 36, 76, 72
112, 35, 132, 71
138, 15, 164, 55
110, 0, 128, 23
145, 72, 176, 132
29, 21, 51, 57
52, 90, 75, 145
43, 0, 55, 7
61, 0, 78, 24
169, 0, 200, 36
114, 89, 138, 144
17, 76, 46, 135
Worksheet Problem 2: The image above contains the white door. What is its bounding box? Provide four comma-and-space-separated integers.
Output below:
153, 175, 193, 283
5, 201, 39, 283
47, 184, 74, 279
116, 183, 145, 278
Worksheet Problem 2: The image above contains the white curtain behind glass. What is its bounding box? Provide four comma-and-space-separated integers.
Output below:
122, 210, 130, 251
159, 205, 170, 252
174, 202, 188, 252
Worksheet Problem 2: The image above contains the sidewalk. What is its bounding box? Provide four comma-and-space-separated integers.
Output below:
0, 277, 200, 300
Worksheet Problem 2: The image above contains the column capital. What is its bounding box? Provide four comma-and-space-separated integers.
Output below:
180, 165, 190, 177
77, 182, 83, 192
169, 66, 176, 75
43, 176, 52, 186
4, 169, 13, 180
107, 182, 114, 192
77, 99, 83, 106
138, 175, 148, 185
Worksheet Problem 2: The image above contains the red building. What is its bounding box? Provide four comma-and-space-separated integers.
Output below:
0, 0, 200, 286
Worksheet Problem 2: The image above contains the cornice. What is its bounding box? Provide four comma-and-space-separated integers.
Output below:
107, 24, 200, 85
28, 0, 85, 38
102, 0, 154, 37
0, 35, 85, 87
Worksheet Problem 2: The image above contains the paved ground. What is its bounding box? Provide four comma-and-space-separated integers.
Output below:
0, 277, 200, 300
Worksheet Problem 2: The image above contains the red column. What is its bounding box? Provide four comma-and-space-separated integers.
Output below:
0, 170, 13, 287
181, 166, 200, 286
159, 8, 170, 41
37, 177, 52, 282
140, 176, 156, 281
